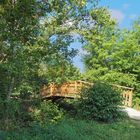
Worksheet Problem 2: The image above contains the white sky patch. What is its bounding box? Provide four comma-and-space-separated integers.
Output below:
123, 3, 130, 9
63, 21, 73, 26
110, 9, 125, 23
39, 18, 45, 25
62, 19, 75, 27
78, 48, 89, 56
129, 14, 138, 20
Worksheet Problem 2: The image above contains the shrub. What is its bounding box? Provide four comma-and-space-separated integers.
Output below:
30, 101, 64, 125
0, 99, 23, 130
79, 82, 124, 122
0, 97, 33, 130
133, 97, 140, 110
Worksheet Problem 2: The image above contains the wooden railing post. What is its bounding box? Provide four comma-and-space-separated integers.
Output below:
50, 83, 55, 95
75, 81, 77, 92
50, 83, 53, 95
129, 90, 133, 107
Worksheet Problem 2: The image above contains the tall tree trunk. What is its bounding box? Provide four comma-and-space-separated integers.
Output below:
7, 77, 14, 100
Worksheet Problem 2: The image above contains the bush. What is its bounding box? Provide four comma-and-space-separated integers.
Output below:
30, 101, 64, 125
79, 82, 124, 122
0, 99, 23, 130
0, 97, 64, 130
0, 97, 33, 130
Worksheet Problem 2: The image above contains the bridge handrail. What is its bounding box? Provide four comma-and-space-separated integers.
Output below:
40, 81, 133, 107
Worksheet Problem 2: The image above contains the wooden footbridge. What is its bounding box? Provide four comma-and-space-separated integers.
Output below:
40, 80, 133, 107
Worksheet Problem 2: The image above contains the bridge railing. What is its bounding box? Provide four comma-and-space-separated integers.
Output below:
40, 81, 133, 107
112, 84, 133, 107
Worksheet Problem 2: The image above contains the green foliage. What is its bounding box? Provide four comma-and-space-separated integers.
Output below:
30, 101, 64, 125
0, 99, 31, 130
0, 0, 86, 99
0, 0, 139, 138
82, 9, 140, 108
38, 62, 81, 84
18, 83, 33, 99
0, 0, 98, 132
82, 9, 140, 86
79, 82, 124, 122
0, 99, 64, 130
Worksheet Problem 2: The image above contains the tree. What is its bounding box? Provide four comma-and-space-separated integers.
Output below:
82, 8, 139, 86
0, 0, 41, 99
82, 9, 140, 106
0, 0, 97, 99
1, 0, 97, 129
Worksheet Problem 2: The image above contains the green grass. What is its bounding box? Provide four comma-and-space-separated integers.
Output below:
0, 118, 140, 140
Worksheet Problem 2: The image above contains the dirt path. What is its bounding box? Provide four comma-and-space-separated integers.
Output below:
123, 107, 140, 121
